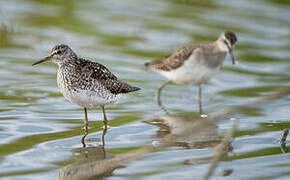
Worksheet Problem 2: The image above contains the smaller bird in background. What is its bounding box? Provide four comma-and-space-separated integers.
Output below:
145, 31, 237, 115
33, 44, 140, 145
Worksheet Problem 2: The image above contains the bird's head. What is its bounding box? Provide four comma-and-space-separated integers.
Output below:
217, 31, 237, 64
32, 44, 77, 66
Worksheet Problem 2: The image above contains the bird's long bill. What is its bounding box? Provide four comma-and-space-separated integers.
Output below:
229, 49, 236, 65
32, 56, 51, 66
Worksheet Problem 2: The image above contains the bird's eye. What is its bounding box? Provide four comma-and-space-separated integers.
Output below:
55, 50, 62, 54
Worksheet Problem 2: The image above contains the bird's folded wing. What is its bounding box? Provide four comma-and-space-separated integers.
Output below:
147, 45, 199, 71
79, 59, 139, 94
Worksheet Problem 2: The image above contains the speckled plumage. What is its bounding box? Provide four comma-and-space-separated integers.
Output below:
54, 45, 140, 108
33, 44, 140, 143
57, 57, 140, 108
33, 44, 140, 108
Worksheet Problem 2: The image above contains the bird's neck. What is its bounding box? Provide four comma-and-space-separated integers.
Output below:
56, 58, 78, 68
200, 42, 227, 69
214, 39, 229, 52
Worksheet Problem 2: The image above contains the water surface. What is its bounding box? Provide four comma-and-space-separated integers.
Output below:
0, 0, 289, 179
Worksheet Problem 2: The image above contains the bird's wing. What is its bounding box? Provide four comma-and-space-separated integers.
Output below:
146, 45, 200, 71
78, 58, 139, 94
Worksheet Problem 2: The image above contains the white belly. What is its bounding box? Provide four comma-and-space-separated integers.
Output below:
57, 72, 121, 108
61, 89, 121, 108
157, 58, 220, 85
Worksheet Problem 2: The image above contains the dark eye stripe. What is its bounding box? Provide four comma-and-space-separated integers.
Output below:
228, 36, 236, 44
223, 40, 229, 46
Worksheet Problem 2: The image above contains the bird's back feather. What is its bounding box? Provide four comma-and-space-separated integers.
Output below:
145, 45, 200, 71
71, 58, 140, 94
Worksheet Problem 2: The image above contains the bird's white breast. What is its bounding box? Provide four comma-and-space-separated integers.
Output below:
157, 56, 220, 85
63, 89, 121, 108
57, 70, 121, 108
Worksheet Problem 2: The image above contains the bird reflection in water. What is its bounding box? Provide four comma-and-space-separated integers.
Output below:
146, 113, 233, 176
59, 128, 124, 180
81, 123, 107, 149
280, 129, 289, 153
146, 113, 223, 149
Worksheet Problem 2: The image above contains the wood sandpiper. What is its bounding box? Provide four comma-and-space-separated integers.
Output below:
33, 44, 140, 144
145, 31, 237, 114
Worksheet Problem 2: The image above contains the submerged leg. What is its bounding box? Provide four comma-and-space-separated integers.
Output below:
101, 128, 107, 158
157, 81, 170, 106
101, 106, 108, 130
81, 107, 89, 148
101, 106, 108, 147
198, 85, 203, 115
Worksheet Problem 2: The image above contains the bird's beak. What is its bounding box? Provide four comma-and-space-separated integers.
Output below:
32, 55, 51, 66
225, 42, 235, 65
229, 48, 235, 65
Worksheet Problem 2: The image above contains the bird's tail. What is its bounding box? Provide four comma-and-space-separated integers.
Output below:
120, 82, 141, 93
129, 86, 141, 92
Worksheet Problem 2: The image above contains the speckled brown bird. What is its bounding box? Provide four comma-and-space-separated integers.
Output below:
32, 44, 140, 141
145, 31, 237, 114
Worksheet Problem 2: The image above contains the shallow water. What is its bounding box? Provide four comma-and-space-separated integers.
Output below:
0, 0, 289, 179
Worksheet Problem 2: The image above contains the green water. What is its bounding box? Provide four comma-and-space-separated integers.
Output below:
0, 0, 289, 179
